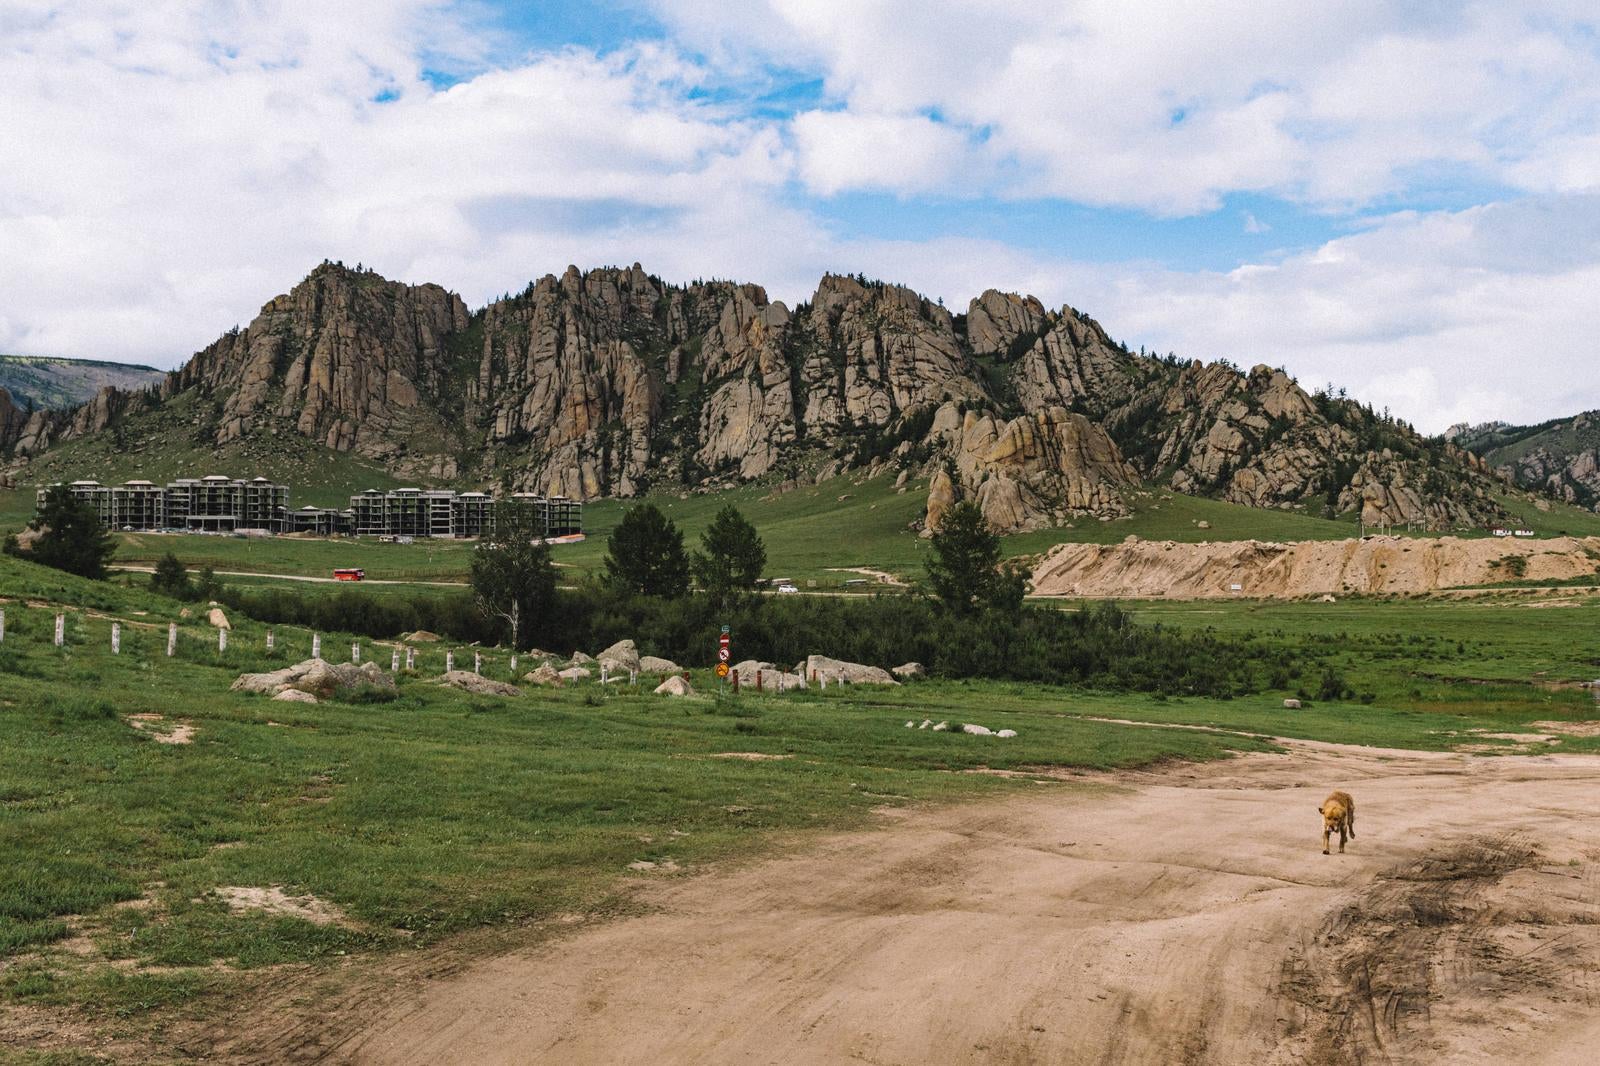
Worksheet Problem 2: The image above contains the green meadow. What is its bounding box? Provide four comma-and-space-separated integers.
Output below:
3, 538, 1600, 1056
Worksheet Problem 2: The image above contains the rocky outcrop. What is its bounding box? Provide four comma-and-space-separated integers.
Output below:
798, 655, 898, 686
925, 402, 1137, 532
232, 659, 396, 699
3, 262, 1528, 532
436, 670, 522, 697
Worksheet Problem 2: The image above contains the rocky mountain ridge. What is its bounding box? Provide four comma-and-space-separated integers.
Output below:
1, 262, 1518, 531
1453, 412, 1600, 513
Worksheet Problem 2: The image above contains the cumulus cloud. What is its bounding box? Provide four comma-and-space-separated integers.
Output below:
651, 0, 1600, 212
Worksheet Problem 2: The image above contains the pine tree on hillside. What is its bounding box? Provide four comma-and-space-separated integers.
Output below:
604, 503, 690, 598
926, 501, 1028, 615
150, 552, 192, 599
8, 485, 117, 580
692, 505, 766, 611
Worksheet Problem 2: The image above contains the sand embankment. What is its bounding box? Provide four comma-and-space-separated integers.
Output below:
1030, 534, 1600, 599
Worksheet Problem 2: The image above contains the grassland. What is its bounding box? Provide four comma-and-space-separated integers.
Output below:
5, 535, 1600, 1059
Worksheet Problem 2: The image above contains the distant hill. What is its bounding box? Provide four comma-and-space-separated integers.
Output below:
0, 355, 165, 411
1455, 411, 1600, 512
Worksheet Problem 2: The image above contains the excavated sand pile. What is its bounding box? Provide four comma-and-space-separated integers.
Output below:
1030, 534, 1600, 599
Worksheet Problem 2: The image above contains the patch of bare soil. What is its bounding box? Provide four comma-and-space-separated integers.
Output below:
169, 742, 1600, 1066
1535, 720, 1600, 737
213, 886, 354, 928
126, 713, 195, 745
704, 751, 793, 761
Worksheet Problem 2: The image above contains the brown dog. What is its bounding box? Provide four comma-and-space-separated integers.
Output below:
1319, 791, 1355, 854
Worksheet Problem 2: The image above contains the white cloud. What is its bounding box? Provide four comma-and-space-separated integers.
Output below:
791, 110, 973, 196
650, 0, 1600, 212
1076, 196, 1600, 432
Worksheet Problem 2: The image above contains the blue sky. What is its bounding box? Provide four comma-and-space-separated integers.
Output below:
2, 0, 1599, 430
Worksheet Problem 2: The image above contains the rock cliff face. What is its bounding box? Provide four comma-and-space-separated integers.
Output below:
2, 263, 1527, 532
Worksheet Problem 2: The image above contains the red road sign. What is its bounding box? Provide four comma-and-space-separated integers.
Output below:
718, 648, 730, 662
719, 634, 730, 646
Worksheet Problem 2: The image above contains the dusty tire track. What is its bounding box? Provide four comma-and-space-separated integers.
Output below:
212, 744, 1600, 1065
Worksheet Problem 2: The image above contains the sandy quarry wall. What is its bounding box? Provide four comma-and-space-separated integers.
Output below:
1029, 534, 1600, 599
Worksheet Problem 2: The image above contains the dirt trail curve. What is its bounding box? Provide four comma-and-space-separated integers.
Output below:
237, 743, 1600, 1065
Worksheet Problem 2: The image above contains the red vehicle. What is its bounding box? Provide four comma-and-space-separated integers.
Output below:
332, 568, 365, 582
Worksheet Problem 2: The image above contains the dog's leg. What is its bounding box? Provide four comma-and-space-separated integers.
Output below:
1323, 826, 1331, 855
1347, 809, 1355, 839
1338, 824, 1346, 853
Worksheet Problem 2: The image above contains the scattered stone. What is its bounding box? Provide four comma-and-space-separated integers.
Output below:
932, 721, 950, 731
1319, 595, 1337, 603
273, 689, 319, 704
559, 666, 593, 682
892, 662, 926, 680
961, 723, 995, 736
436, 671, 521, 697
1283, 698, 1302, 709
207, 606, 230, 629
919, 719, 933, 729
1196, 520, 1210, 530
626, 859, 681, 873
799, 654, 898, 686
731, 659, 807, 691
403, 630, 442, 643
654, 675, 694, 697
594, 639, 640, 673
639, 655, 682, 674
232, 658, 396, 699
524, 663, 564, 687
569, 651, 596, 666
905, 720, 915, 728
996, 729, 1018, 738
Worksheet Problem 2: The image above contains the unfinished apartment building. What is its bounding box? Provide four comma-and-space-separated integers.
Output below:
47, 476, 290, 532
347, 488, 582, 539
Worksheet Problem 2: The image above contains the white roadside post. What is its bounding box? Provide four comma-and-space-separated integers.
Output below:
510, 654, 518, 674
167, 622, 177, 657
112, 623, 121, 654
405, 647, 415, 671
218, 628, 227, 653
54, 613, 65, 647
352, 642, 360, 664
391, 647, 400, 672
474, 651, 482, 675
630, 667, 638, 686
312, 633, 321, 659
600, 662, 609, 684
266, 629, 274, 651
0, 607, 6, 643
446, 651, 454, 673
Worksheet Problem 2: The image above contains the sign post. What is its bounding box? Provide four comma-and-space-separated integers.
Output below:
167, 622, 177, 657
716, 625, 731, 693
112, 623, 121, 655
312, 633, 321, 660
54, 613, 64, 647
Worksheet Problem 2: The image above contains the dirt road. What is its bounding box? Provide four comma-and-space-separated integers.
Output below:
253, 742, 1600, 1065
